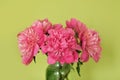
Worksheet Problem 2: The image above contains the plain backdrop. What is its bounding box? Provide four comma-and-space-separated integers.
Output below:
0, 0, 120, 80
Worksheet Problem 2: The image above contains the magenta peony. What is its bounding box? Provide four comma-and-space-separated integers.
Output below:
41, 25, 81, 64
17, 27, 39, 65
66, 18, 87, 39
17, 19, 52, 65
32, 19, 52, 34
80, 29, 102, 62
31, 19, 52, 47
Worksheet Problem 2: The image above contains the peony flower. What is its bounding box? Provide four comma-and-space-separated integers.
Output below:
80, 29, 102, 62
32, 19, 52, 34
66, 18, 87, 39
31, 20, 52, 47
17, 24, 45, 65
41, 26, 81, 64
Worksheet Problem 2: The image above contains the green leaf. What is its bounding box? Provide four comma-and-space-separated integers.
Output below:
76, 50, 81, 53
76, 61, 83, 76
33, 56, 36, 63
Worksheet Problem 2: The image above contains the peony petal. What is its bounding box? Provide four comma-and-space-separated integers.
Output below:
80, 51, 89, 62
33, 44, 39, 56
80, 29, 102, 62
47, 56, 56, 64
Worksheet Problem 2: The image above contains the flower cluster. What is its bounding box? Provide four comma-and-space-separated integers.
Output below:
17, 18, 102, 65
17, 18, 102, 79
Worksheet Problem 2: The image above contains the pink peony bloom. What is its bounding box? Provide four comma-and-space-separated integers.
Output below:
31, 19, 52, 47
80, 51, 89, 62
17, 25, 45, 65
80, 29, 102, 62
41, 26, 81, 64
32, 19, 52, 34
66, 18, 87, 39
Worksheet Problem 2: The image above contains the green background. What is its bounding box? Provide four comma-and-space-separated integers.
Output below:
0, 0, 120, 80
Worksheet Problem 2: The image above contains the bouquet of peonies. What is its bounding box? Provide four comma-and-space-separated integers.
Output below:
17, 18, 102, 80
